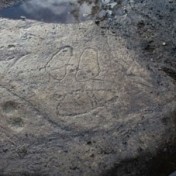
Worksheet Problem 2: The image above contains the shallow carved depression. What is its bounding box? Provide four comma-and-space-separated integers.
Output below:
0, 0, 101, 23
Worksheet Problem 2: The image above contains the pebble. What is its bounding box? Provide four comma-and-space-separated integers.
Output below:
162, 42, 166, 46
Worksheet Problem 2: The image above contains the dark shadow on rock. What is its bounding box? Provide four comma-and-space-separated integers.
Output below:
104, 0, 176, 82
98, 0, 176, 175
102, 142, 176, 176
101, 111, 176, 176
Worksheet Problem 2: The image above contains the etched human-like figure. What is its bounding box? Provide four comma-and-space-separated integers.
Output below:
46, 46, 73, 81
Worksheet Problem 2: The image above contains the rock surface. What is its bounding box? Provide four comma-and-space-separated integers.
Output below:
0, 0, 176, 176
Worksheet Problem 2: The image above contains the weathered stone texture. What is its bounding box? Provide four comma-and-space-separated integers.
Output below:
0, 0, 176, 175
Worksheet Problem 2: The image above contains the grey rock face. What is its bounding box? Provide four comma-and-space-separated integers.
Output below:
0, 0, 176, 176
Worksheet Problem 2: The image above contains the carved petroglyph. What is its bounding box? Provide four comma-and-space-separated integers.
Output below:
45, 46, 73, 81
76, 48, 100, 82
0, 22, 157, 129
57, 90, 119, 116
